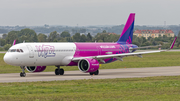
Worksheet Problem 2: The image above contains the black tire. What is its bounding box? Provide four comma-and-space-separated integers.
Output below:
59, 69, 64, 75
55, 69, 59, 75
20, 72, 26, 77
89, 70, 99, 75
20, 72, 23, 77
23, 73, 26, 77
90, 72, 94, 75
94, 70, 99, 75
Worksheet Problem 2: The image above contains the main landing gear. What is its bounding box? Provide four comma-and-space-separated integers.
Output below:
20, 66, 26, 77
89, 70, 99, 75
55, 66, 64, 75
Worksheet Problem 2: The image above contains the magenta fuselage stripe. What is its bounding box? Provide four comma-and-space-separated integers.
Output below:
67, 43, 137, 66
120, 14, 135, 38
74, 43, 126, 57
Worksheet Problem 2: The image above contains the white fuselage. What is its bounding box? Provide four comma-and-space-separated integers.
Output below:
4, 43, 76, 66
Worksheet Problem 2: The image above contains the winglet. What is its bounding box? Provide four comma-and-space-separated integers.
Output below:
13, 40, 16, 45
170, 37, 177, 49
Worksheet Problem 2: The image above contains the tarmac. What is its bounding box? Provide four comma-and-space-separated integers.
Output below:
0, 66, 180, 83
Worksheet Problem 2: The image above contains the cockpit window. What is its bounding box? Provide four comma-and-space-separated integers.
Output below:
8, 49, 24, 53
10, 49, 16, 52
20, 49, 23, 52
17, 49, 20, 52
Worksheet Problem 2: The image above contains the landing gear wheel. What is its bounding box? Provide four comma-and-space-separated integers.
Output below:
55, 66, 64, 75
89, 70, 99, 75
90, 72, 94, 75
55, 69, 60, 75
59, 69, 64, 75
20, 72, 26, 77
94, 70, 99, 75
20, 66, 26, 77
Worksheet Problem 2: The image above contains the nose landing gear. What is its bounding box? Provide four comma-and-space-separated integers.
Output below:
20, 66, 26, 77
55, 66, 64, 75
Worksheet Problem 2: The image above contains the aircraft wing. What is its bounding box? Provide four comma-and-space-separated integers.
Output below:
72, 37, 177, 62
130, 45, 162, 50
72, 50, 162, 62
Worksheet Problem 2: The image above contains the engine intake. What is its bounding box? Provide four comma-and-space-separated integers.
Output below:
25, 66, 46, 72
78, 58, 99, 73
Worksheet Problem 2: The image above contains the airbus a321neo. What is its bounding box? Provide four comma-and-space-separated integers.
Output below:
3, 13, 177, 77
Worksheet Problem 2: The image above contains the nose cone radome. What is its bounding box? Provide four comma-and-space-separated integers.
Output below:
3, 53, 12, 65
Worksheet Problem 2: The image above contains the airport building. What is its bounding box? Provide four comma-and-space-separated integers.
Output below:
133, 30, 175, 39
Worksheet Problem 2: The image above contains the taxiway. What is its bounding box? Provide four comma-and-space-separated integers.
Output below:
0, 66, 180, 83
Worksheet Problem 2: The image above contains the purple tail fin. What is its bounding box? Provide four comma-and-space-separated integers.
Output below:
117, 13, 135, 44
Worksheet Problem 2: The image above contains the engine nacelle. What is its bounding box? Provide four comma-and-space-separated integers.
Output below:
25, 66, 46, 73
78, 58, 99, 73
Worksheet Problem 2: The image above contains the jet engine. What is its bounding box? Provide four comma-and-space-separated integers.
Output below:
78, 58, 99, 73
25, 66, 46, 72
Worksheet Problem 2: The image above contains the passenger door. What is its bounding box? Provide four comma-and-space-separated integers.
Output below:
27, 45, 34, 58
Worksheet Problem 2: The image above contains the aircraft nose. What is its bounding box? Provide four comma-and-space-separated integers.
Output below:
3, 53, 12, 65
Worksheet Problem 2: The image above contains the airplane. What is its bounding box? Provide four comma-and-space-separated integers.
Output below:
3, 13, 177, 77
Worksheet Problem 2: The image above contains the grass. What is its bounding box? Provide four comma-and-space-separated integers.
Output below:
0, 76, 180, 100
0, 51, 180, 73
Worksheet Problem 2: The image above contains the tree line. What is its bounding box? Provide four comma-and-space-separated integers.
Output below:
0, 28, 179, 51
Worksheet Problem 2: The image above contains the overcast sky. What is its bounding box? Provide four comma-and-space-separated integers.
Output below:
0, 0, 179, 26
